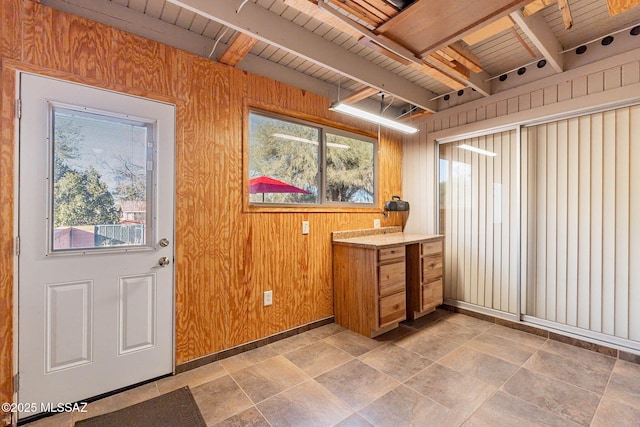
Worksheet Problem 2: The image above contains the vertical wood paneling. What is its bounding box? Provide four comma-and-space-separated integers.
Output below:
558, 81, 572, 102
531, 89, 544, 108
484, 134, 495, 307
604, 67, 621, 91
500, 133, 510, 312
621, 61, 640, 86
470, 139, 479, 305
546, 123, 557, 322
587, 72, 605, 95
493, 133, 502, 309
477, 136, 487, 307
573, 75, 588, 98
535, 125, 547, 318
543, 85, 558, 105
0, 1, 406, 405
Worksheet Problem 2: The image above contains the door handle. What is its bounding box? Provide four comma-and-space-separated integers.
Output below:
158, 257, 170, 267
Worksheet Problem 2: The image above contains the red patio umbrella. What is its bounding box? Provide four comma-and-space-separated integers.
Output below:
249, 176, 310, 201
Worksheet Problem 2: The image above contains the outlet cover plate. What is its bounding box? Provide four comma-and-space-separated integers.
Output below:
302, 221, 309, 235
264, 290, 273, 306
373, 219, 381, 228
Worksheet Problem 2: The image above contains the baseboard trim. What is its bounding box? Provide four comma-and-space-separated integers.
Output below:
175, 317, 335, 374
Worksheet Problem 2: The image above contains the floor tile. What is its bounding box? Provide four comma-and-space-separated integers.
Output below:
307, 322, 347, 339
539, 340, 616, 372
268, 331, 319, 354
395, 329, 465, 361
444, 313, 495, 333
231, 355, 309, 404
502, 368, 600, 426
523, 350, 612, 394
613, 359, 640, 379
591, 395, 640, 427
192, 375, 253, 426
421, 319, 480, 341
485, 324, 547, 348
219, 345, 279, 373
403, 309, 452, 329
605, 371, 640, 410
284, 340, 353, 377
359, 343, 433, 382
439, 346, 518, 387
156, 362, 227, 393
404, 363, 495, 416
334, 413, 374, 427
73, 382, 159, 422
315, 359, 399, 410
324, 330, 383, 357
257, 380, 352, 427
359, 385, 461, 427
214, 407, 269, 427
373, 324, 415, 343
466, 333, 537, 365
464, 391, 580, 427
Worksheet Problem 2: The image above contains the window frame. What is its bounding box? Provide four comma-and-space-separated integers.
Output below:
245, 107, 379, 211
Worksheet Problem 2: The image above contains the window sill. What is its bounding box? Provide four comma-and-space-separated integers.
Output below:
244, 204, 385, 214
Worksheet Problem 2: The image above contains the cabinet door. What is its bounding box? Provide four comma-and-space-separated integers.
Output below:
421, 240, 443, 256
421, 279, 443, 312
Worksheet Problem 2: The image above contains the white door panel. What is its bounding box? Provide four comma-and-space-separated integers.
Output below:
18, 74, 175, 418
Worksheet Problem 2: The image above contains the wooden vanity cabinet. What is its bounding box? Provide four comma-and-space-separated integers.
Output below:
406, 237, 444, 320
333, 245, 406, 338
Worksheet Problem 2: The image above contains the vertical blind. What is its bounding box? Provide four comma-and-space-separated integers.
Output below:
439, 130, 519, 314
523, 105, 640, 341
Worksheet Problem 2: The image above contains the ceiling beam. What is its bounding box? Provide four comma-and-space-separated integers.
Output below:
557, 0, 573, 30
39, 0, 400, 116
510, 9, 564, 72
167, 0, 439, 112
219, 32, 258, 66
442, 43, 484, 73
339, 87, 380, 104
282, 0, 361, 38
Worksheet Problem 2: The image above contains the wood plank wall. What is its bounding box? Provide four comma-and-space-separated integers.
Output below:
0, 0, 403, 414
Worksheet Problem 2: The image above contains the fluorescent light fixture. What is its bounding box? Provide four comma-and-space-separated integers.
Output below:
458, 144, 496, 157
329, 102, 419, 134
273, 133, 350, 149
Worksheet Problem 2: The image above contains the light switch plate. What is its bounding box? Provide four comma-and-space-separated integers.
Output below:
302, 221, 309, 235
264, 290, 273, 306
374, 219, 381, 228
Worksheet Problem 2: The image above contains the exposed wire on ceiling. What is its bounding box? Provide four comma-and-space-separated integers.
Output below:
236, 0, 250, 13
208, 27, 230, 58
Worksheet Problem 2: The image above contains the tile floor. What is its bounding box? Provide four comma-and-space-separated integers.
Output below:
27, 309, 640, 426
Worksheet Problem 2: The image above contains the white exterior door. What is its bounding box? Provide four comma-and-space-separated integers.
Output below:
17, 74, 175, 418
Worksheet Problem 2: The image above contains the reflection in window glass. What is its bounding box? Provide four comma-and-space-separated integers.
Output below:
248, 113, 319, 204
52, 107, 151, 250
325, 133, 374, 203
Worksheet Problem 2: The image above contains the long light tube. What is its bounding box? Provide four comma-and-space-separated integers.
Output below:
329, 102, 419, 134
458, 144, 496, 157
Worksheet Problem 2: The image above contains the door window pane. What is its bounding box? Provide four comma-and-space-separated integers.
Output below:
51, 106, 152, 251
325, 133, 374, 203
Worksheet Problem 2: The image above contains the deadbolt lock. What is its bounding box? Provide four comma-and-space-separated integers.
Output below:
159, 238, 170, 247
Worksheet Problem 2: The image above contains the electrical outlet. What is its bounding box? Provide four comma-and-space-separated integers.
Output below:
373, 219, 381, 228
302, 220, 309, 235
263, 290, 273, 306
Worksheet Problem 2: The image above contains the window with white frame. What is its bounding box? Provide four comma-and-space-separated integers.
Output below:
248, 110, 377, 206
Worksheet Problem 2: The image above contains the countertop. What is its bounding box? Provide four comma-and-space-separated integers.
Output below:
332, 232, 443, 249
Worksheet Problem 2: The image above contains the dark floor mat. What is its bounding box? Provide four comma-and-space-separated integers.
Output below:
75, 387, 206, 427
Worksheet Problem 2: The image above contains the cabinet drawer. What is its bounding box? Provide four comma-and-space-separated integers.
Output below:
378, 262, 406, 297
378, 246, 406, 263
421, 240, 442, 256
379, 292, 406, 327
422, 255, 443, 282
421, 279, 443, 312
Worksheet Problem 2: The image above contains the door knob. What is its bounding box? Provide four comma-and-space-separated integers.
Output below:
158, 257, 170, 267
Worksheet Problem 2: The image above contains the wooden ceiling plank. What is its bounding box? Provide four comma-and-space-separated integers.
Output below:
219, 32, 258, 66
510, 9, 563, 72
426, 53, 470, 80
326, 0, 384, 27
339, 86, 380, 103
359, 37, 412, 65
351, 0, 395, 21
557, 0, 573, 30
359, 0, 400, 18
607, 0, 640, 16
461, 15, 515, 46
523, 0, 556, 17
377, 0, 529, 54
283, 0, 362, 38
443, 42, 484, 73
399, 109, 432, 121
410, 62, 467, 91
